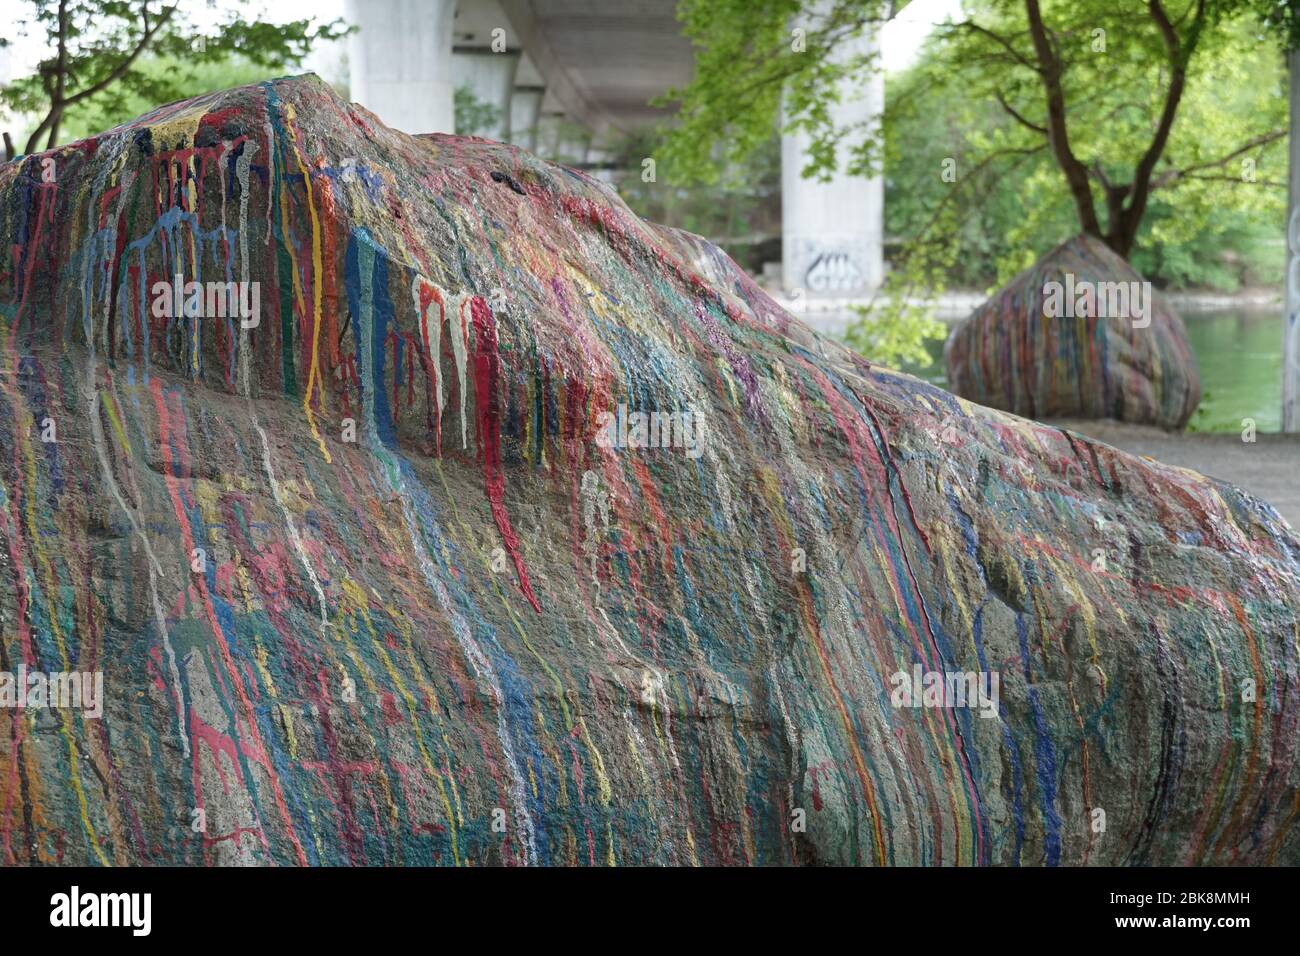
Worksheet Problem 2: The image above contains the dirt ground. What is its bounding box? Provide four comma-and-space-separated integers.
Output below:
1050, 418, 1300, 529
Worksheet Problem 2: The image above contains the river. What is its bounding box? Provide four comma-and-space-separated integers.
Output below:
883, 307, 1285, 433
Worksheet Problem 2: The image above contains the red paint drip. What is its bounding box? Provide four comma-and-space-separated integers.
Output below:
470, 296, 542, 613
416, 284, 444, 455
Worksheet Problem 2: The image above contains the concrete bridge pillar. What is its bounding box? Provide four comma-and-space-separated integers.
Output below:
781, 20, 883, 297
509, 85, 545, 151
537, 114, 588, 165
452, 46, 521, 140
1285, 50, 1300, 432
535, 111, 565, 159
344, 0, 456, 135
556, 128, 591, 166
584, 145, 617, 183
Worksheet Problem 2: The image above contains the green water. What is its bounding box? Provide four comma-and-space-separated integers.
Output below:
1181, 309, 1284, 433
898, 308, 1285, 433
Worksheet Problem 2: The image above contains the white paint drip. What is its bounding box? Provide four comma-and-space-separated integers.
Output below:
263, 115, 276, 247
580, 469, 611, 585
449, 292, 471, 449
234, 141, 256, 399
233, 139, 330, 630
87, 382, 188, 756
396, 485, 538, 865
255, 424, 329, 628
411, 276, 446, 436
79, 166, 189, 755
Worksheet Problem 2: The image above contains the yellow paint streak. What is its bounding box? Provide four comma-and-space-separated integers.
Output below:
279, 703, 299, 759
282, 104, 332, 463
0, 356, 110, 865
340, 578, 460, 864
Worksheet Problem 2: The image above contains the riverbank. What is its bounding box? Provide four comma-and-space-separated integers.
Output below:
770, 288, 1299, 506
771, 287, 1284, 333
771, 293, 1287, 434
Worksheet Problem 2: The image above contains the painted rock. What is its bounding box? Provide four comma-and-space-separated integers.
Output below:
0, 76, 1296, 866
945, 234, 1202, 429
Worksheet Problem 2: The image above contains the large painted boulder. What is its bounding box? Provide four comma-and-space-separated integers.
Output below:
0, 76, 1296, 867
945, 235, 1201, 429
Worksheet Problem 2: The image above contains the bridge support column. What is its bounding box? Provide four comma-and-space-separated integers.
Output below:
555, 124, 590, 166
535, 111, 565, 159
781, 22, 883, 297
452, 47, 521, 141
585, 145, 616, 183
1285, 49, 1300, 432
510, 85, 545, 151
344, 0, 456, 135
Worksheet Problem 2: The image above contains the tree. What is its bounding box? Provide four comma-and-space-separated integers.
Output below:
954, 0, 1284, 259
1250, 0, 1300, 49
615, 128, 782, 277
657, 0, 895, 187
885, 10, 1287, 291
1, 0, 349, 160
657, 0, 1282, 261
454, 85, 502, 138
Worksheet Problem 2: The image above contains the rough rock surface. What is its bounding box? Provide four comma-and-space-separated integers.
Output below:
945, 235, 1202, 429
1, 76, 1297, 866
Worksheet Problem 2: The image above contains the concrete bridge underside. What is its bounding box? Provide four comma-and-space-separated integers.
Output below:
344, 0, 884, 299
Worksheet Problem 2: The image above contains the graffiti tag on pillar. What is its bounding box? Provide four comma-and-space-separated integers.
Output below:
805, 250, 864, 294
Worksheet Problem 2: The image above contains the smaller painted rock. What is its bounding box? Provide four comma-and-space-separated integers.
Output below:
945, 234, 1201, 429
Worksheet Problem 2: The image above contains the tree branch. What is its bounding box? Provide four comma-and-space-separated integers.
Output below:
46, 0, 69, 149
22, 0, 179, 154
1151, 129, 1286, 189
954, 20, 1038, 70
1183, 173, 1284, 187
994, 89, 1047, 134
1109, 0, 1206, 253
62, 2, 179, 108
1024, 0, 1101, 237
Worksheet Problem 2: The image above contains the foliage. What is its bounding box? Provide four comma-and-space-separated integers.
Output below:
844, 300, 948, 369
659, 1, 1281, 252
1250, 0, 1300, 49
655, 0, 1289, 359
1, 0, 349, 158
52, 55, 296, 143
615, 129, 782, 275
454, 84, 501, 138
885, 12, 1287, 290
655, 0, 892, 186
